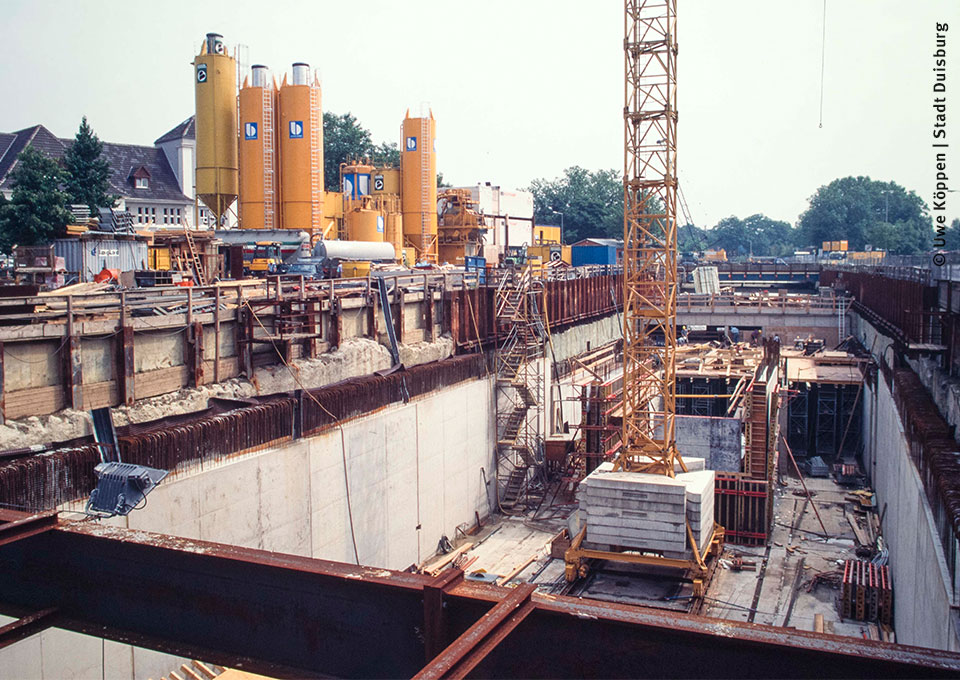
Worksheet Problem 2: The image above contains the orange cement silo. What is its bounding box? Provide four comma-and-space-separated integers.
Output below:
279, 63, 323, 231
238, 65, 278, 229
401, 111, 438, 263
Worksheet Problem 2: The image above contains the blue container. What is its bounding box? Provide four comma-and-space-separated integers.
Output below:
571, 245, 618, 267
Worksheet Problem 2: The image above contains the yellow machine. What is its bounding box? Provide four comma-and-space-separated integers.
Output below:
702, 248, 726, 263
239, 65, 278, 229
340, 261, 372, 278
371, 166, 403, 255
401, 111, 438, 263
322, 191, 343, 240
534, 225, 562, 244
194, 33, 239, 224
247, 241, 283, 275
148, 246, 172, 271
437, 188, 485, 265
527, 244, 563, 267
279, 63, 324, 232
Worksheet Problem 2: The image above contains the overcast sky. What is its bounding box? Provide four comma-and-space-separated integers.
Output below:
1, 0, 957, 228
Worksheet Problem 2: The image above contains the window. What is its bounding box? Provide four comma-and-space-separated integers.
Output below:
137, 207, 144, 224
135, 177, 149, 189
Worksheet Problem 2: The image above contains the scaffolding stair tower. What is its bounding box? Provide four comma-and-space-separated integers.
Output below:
494, 266, 547, 511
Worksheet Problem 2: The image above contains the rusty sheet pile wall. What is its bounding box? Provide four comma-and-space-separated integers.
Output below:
446, 274, 622, 350
892, 367, 960, 569
822, 268, 941, 345
0, 354, 484, 512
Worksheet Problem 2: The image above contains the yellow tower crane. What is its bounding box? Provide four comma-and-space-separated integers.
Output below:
619, 0, 680, 477
564, 0, 723, 585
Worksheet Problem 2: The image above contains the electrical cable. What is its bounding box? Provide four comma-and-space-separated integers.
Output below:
243, 299, 361, 565
818, 0, 827, 128
5, 335, 70, 363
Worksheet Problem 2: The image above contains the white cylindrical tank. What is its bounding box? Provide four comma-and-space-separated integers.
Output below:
313, 240, 396, 262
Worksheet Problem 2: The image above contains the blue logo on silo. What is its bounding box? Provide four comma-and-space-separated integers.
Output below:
377, 215, 385, 233
289, 121, 303, 139
244, 123, 258, 140
405, 136, 417, 151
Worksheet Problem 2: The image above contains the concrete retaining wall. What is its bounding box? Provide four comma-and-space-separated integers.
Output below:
0, 375, 496, 679
676, 415, 743, 472
852, 314, 960, 651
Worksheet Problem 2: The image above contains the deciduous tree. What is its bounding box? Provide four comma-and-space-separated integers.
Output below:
0, 147, 72, 252
798, 177, 932, 254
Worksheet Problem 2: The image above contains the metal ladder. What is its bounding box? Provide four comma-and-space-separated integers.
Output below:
419, 117, 434, 262
309, 85, 323, 233
262, 86, 276, 229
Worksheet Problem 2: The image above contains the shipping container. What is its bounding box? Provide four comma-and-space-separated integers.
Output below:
54, 239, 148, 281
571, 243, 620, 267
464, 256, 486, 284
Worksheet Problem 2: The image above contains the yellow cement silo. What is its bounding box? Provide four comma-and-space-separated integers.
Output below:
238, 65, 278, 229
401, 111, 438, 263
279, 63, 324, 232
194, 33, 238, 224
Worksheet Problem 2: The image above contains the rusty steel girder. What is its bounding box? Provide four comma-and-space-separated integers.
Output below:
0, 512, 958, 679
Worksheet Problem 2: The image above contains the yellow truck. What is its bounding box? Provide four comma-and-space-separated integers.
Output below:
246, 242, 283, 275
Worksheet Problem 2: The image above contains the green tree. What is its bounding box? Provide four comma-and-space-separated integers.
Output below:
63, 116, 117, 215
679, 223, 709, 254
370, 140, 400, 167
701, 214, 796, 258
323, 112, 373, 191
943, 218, 960, 250
528, 166, 623, 243
0, 147, 72, 252
798, 177, 932, 254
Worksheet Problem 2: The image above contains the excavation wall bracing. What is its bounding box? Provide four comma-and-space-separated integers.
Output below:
0, 354, 485, 513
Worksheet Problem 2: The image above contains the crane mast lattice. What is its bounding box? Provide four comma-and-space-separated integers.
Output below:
618, 0, 683, 477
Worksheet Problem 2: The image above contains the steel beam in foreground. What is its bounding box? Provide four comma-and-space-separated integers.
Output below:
0, 511, 958, 678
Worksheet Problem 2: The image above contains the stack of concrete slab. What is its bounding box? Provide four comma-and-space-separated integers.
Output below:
577, 461, 715, 560
676, 469, 715, 554
674, 456, 705, 473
